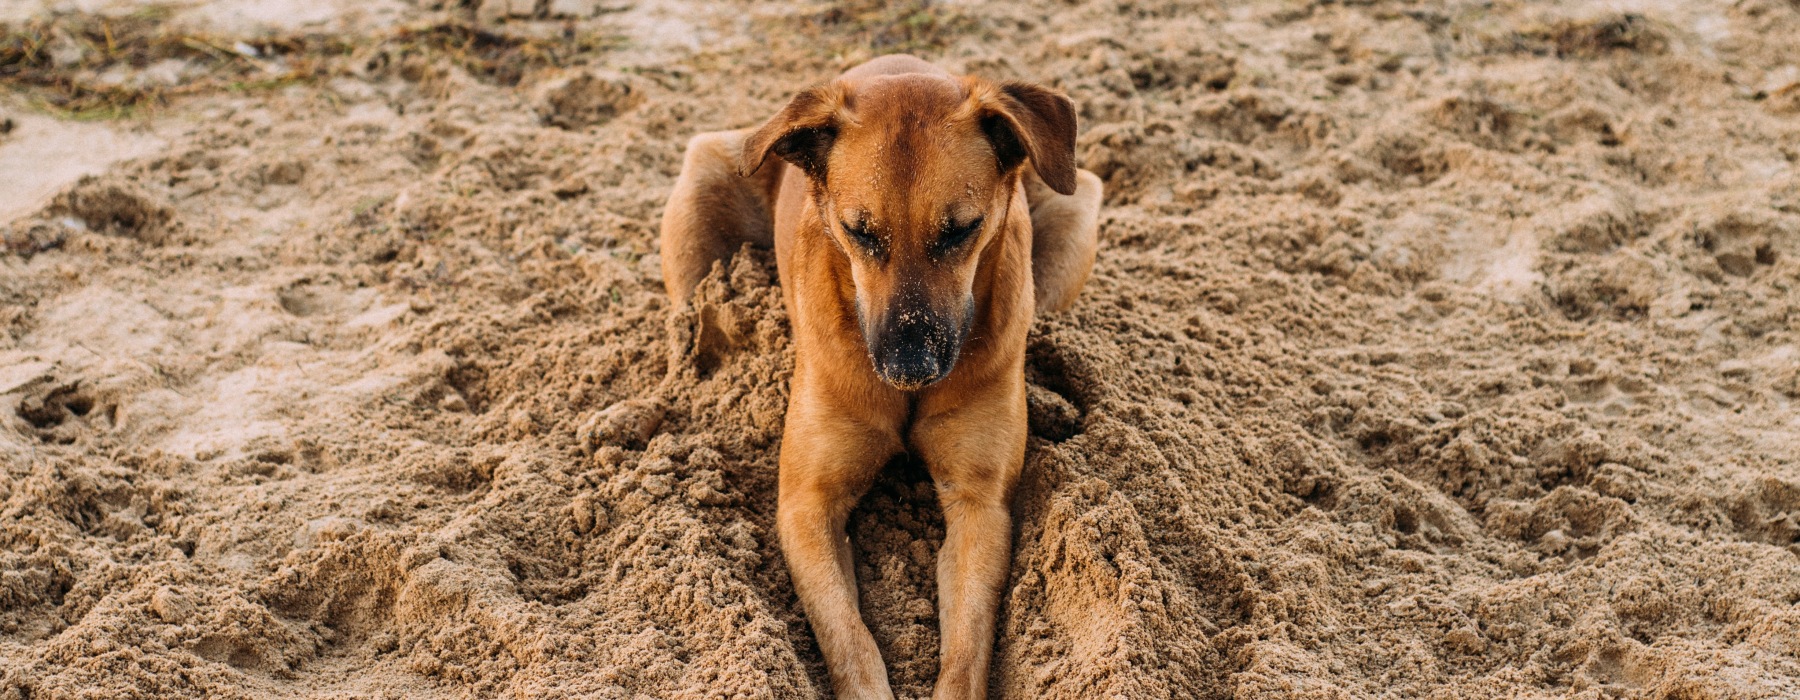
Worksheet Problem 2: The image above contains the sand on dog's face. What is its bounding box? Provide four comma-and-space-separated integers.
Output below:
4, 0, 1800, 698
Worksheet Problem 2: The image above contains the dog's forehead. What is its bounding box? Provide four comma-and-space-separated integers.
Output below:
830, 74, 994, 220
839, 75, 973, 153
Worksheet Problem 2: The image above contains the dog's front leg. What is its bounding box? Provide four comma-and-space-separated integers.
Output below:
911, 376, 1029, 700
779, 389, 903, 700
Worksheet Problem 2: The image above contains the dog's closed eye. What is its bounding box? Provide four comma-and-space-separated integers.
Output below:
934, 217, 984, 255
841, 219, 883, 256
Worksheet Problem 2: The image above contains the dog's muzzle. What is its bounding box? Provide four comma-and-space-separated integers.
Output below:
867, 297, 971, 390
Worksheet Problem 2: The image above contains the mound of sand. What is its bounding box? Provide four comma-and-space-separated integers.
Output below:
3, 0, 1799, 697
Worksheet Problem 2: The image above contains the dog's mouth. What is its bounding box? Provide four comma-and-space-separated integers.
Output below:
863, 298, 973, 391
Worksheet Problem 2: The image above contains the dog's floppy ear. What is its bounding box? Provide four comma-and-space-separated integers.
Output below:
740, 82, 846, 180
977, 81, 1078, 195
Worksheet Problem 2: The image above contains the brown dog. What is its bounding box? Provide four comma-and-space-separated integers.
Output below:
659, 55, 1101, 699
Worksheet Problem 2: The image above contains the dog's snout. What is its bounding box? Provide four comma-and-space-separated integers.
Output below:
876, 312, 949, 388
877, 347, 942, 389
869, 299, 968, 390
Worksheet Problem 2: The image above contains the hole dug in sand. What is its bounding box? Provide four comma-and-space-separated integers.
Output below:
45, 175, 176, 245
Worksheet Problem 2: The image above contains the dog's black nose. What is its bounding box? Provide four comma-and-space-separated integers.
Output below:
875, 345, 945, 389
869, 302, 964, 390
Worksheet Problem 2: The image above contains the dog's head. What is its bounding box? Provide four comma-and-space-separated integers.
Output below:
739, 72, 1077, 390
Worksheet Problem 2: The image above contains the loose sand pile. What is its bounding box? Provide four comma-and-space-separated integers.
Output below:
3, 0, 1799, 697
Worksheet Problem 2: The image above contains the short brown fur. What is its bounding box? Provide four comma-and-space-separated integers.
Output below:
658, 55, 1102, 699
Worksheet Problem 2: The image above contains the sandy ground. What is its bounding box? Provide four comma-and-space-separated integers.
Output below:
3, 0, 1800, 697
